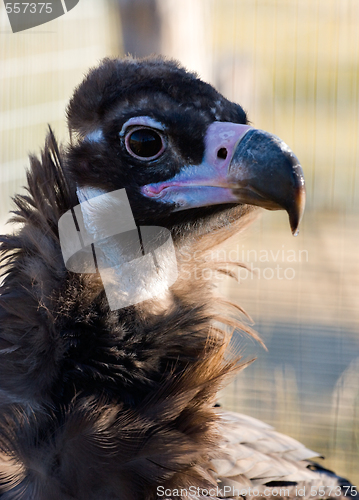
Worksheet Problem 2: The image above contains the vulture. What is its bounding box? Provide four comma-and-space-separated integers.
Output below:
0, 57, 355, 500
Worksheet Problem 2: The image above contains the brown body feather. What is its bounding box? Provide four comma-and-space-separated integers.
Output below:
0, 131, 251, 499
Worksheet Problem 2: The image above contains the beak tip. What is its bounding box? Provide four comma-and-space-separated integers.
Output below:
289, 182, 306, 236
227, 129, 306, 236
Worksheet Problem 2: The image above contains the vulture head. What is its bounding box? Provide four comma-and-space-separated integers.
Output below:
0, 57, 353, 500
65, 57, 304, 238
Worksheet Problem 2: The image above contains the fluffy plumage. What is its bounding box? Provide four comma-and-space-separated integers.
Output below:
0, 57, 354, 499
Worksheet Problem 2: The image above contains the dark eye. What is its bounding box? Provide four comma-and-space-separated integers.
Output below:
125, 127, 165, 160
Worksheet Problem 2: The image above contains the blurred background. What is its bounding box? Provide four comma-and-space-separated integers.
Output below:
1, 0, 358, 482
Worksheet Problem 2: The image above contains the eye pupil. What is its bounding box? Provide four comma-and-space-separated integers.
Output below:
128, 129, 163, 159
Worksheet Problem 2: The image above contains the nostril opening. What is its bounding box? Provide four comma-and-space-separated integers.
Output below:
217, 148, 228, 160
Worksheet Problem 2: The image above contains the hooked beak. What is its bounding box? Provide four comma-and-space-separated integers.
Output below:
141, 122, 306, 235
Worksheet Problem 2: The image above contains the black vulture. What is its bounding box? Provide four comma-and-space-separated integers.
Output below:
0, 57, 355, 499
